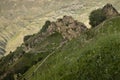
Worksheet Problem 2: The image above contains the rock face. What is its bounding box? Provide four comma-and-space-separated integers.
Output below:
24, 16, 87, 49
102, 3, 119, 18
47, 15, 87, 40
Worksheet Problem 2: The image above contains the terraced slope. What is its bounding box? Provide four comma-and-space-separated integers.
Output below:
0, 0, 120, 56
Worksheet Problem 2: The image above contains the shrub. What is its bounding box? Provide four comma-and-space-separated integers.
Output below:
40, 20, 51, 33
89, 8, 106, 27
24, 35, 32, 42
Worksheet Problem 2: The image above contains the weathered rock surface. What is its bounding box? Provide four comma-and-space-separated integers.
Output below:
47, 15, 87, 40
24, 15, 87, 50
102, 3, 119, 18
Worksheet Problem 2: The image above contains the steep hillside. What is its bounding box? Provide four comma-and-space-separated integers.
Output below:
0, 0, 120, 57
0, 1, 120, 80
21, 16, 120, 80
0, 13, 120, 80
0, 15, 87, 80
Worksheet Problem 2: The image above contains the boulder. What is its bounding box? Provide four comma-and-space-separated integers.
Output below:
102, 3, 119, 18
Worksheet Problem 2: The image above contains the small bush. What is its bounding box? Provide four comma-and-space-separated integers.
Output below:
24, 35, 32, 42
89, 8, 106, 27
40, 20, 51, 33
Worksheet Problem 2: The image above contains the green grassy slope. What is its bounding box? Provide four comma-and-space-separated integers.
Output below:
22, 16, 120, 80
0, 31, 64, 80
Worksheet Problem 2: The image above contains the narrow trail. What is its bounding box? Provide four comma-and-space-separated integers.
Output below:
21, 40, 67, 80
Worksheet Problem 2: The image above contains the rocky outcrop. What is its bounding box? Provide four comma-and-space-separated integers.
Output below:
47, 15, 87, 40
24, 15, 87, 50
102, 3, 119, 18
